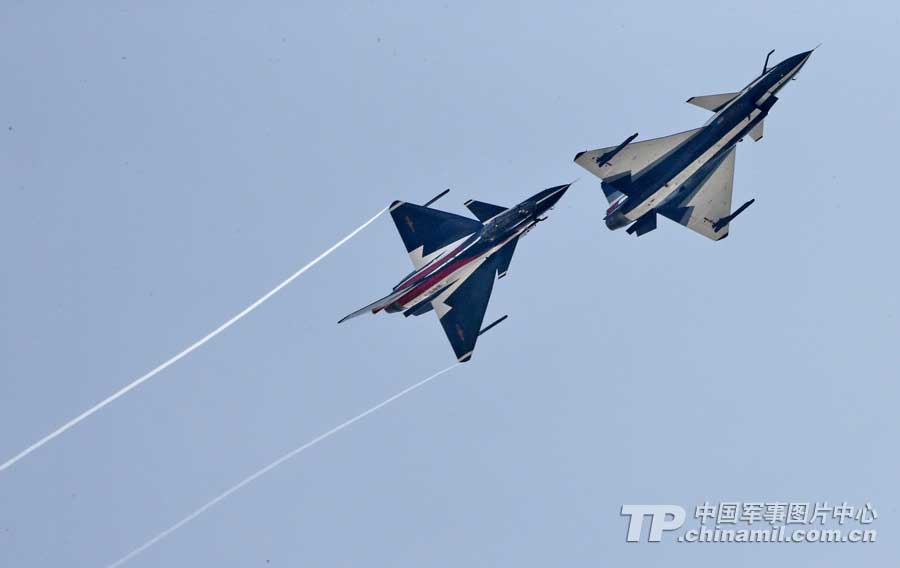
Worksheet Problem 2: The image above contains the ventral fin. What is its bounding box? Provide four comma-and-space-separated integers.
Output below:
749, 120, 764, 141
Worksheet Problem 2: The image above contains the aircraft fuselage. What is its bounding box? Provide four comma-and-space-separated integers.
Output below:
605, 50, 813, 230
383, 185, 568, 313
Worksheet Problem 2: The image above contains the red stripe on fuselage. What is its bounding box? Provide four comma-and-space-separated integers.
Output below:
392, 224, 530, 310
394, 240, 471, 290
394, 254, 478, 307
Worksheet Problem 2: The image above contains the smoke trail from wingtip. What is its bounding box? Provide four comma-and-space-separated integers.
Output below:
105, 363, 460, 568
0, 206, 389, 474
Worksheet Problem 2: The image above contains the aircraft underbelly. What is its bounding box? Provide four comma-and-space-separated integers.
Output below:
624, 109, 760, 222
398, 230, 526, 309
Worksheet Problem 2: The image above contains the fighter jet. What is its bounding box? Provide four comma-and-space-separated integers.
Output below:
338, 184, 570, 362
574, 49, 815, 240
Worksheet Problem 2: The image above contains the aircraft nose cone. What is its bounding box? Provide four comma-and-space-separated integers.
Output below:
788, 49, 814, 70
534, 183, 570, 211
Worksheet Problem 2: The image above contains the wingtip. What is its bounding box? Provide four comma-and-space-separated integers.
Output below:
573, 150, 586, 162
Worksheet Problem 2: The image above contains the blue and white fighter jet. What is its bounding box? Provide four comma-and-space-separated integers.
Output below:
339, 184, 570, 362
575, 49, 815, 240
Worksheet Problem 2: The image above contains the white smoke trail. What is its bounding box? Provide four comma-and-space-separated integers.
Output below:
105, 363, 460, 568
0, 207, 388, 474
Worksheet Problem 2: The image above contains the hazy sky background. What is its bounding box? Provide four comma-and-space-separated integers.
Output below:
1, 1, 897, 566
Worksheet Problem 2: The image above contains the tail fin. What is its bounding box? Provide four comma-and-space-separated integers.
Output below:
600, 171, 635, 201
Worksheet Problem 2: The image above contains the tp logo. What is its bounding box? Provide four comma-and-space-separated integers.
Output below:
621, 505, 686, 542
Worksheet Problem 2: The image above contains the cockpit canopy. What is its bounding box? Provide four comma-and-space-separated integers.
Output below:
481, 202, 534, 241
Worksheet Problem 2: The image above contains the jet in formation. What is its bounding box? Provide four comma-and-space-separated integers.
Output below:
574, 49, 814, 240
338, 184, 571, 362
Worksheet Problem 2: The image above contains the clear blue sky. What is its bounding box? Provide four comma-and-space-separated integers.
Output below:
1, 1, 896, 566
